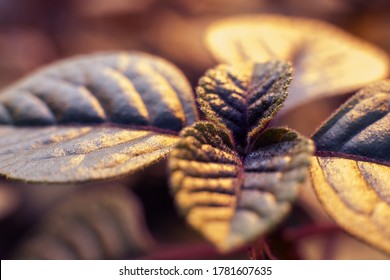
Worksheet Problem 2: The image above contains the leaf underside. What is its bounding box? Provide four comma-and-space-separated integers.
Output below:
310, 80, 390, 254
169, 122, 314, 252
197, 61, 292, 147
15, 186, 154, 260
205, 14, 389, 112
0, 52, 198, 183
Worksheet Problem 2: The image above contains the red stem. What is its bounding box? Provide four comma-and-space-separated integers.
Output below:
248, 238, 277, 260
263, 241, 277, 260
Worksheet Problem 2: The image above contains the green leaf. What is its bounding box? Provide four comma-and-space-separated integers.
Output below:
310, 80, 390, 254
0, 52, 198, 183
169, 122, 314, 252
197, 61, 292, 148
205, 14, 389, 113
15, 186, 154, 259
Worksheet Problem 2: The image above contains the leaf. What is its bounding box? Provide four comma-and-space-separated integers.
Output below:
15, 186, 154, 259
310, 80, 390, 254
0, 52, 198, 183
169, 122, 314, 251
0, 184, 19, 220
196, 61, 292, 147
205, 15, 389, 112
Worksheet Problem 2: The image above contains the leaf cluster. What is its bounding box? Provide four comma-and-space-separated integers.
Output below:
0, 14, 389, 258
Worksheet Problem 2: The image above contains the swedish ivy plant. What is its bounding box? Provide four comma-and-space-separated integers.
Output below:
0, 14, 389, 258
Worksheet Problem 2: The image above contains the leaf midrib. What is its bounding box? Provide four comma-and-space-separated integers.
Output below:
315, 150, 390, 168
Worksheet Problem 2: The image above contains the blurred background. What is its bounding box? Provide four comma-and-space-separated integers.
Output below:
0, 0, 389, 260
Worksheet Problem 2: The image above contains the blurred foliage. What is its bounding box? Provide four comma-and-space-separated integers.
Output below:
0, 0, 389, 260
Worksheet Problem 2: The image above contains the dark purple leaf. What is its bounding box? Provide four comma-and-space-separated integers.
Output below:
0, 52, 198, 183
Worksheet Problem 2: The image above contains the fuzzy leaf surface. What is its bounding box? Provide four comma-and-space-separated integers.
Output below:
205, 15, 389, 112
311, 80, 390, 254
169, 122, 314, 251
15, 186, 154, 259
0, 52, 198, 183
197, 61, 292, 147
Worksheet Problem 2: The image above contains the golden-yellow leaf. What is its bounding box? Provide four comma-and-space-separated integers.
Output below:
205, 14, 389, 112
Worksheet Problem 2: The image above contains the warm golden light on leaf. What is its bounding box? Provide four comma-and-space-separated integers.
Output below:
169, 122, 314, 252
310, 157, 390, 254
0, 52, 198, 183
205, 15, 390, 112
168, 61, 315, 251
196, 60, 292, 147
0, 127, 179, 182
310, 80, 390, 254
1, 0, 390, 261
